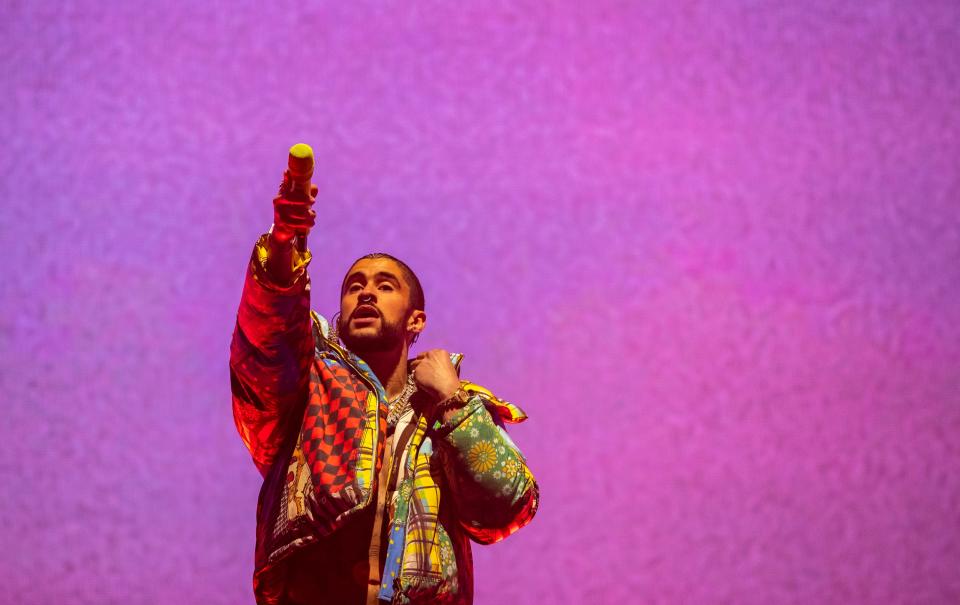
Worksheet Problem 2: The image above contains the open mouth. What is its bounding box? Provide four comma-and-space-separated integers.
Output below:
352, 305, 381, 321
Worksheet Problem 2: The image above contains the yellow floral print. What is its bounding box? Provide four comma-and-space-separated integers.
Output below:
502, 458, 519, 478
467, 441, 497, 473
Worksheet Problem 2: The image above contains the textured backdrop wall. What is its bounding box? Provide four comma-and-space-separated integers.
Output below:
2, 1, 959, 604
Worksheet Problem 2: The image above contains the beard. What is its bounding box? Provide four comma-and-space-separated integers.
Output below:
338, 312, 407, 356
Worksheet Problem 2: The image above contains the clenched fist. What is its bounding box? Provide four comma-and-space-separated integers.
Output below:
272, 170, 318, 246
410, 349, 461, 404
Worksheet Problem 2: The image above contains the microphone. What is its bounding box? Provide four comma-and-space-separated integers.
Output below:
287, 143, 314, 253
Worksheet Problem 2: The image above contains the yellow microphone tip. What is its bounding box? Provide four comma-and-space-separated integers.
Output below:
288, 143, 314, 178
289, 143, 314, 159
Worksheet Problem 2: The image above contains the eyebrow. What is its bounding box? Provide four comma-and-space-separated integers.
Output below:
342, 271, 403, 290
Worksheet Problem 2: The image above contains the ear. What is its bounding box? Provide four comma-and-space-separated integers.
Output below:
406, 309, 426, 337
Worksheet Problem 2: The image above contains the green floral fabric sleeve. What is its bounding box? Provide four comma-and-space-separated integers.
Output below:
432, 394, 539, 544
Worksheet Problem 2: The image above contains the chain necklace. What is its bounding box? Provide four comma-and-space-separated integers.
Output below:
386, 372, 417, 429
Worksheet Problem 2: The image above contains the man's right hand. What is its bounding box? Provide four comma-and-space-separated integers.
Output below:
271, 170, 318, 246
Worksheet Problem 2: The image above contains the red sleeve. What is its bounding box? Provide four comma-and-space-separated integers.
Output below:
229, 233, 315, 476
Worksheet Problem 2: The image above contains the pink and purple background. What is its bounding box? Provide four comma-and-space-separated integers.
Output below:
3, 2, 959, 603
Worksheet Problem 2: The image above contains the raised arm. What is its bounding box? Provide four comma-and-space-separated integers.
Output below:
230, 174, 319, 476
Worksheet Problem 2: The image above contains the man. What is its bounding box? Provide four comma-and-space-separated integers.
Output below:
229, 169, 539, 604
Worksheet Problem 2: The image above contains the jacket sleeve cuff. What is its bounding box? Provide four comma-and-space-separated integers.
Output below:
431, 396, 484, 436
250, 231, 312, 293
236, 232, 315, 356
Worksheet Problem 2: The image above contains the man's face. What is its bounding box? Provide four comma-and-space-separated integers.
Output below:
338, 258, 420, 355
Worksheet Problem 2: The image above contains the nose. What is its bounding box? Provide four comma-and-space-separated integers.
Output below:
357, 286, 376, 304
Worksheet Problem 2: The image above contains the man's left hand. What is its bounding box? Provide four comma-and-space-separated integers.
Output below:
410, 349, 460, 404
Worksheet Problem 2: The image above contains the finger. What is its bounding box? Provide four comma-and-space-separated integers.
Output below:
282, 219, 315, 233
277, 206, 315, 221
275, 210, 315, 226
276, 216, 314, 231
277, 206, 315, 223
275, 201, 315, 215
273, 201, 314, 215
277, 170, 291, 195
310, 184, 319, 197
274, 196, 315, 208
274, 194, 314, 204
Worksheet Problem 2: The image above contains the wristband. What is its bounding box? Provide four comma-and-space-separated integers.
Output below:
436, 386, 471, 413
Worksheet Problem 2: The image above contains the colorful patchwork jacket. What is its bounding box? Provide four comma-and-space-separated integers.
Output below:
229, 234, 539, 604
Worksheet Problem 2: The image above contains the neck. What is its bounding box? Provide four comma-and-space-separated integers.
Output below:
358, 342, 410, 400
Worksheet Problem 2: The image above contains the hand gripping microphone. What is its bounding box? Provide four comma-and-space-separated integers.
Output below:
287, 143, 314, 253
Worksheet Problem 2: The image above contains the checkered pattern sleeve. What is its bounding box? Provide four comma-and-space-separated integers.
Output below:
433, 393, 540, 545
230, 233, 315, 476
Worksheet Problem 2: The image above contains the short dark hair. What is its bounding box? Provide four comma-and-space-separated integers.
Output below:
343, 252, 425, 312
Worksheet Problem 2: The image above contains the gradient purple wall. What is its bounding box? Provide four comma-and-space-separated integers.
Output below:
3, 2, 959, 603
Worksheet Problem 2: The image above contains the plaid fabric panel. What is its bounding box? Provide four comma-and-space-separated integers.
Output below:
379, 413, 449, 603
301, 360, 366, 490
402, 435, 442, 580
